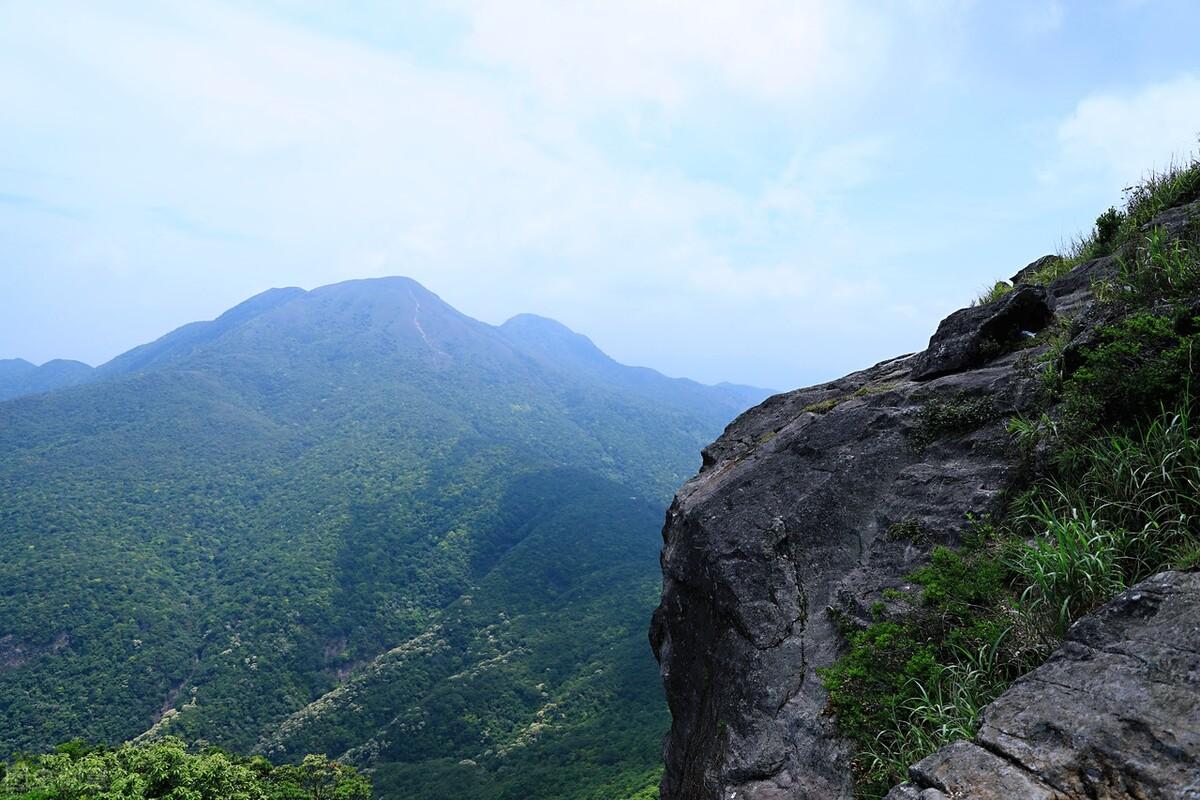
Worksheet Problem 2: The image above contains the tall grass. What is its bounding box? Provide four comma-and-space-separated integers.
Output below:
971, 280, 1013, 306
1013, 405, 1200, 633
1122, 153, 1200, 232
1011, 507, 1124, 634
1103, 227, 1200, 305
1052, 150, 1200, 276
861, 654, 1001, 788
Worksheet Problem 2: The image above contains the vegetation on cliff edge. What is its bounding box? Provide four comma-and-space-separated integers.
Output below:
821, 155, 1200, 798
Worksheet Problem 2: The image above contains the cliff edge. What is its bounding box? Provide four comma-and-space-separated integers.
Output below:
651, 194, 1200, 799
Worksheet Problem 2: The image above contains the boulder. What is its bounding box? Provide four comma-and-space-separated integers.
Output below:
650, 347, 1043, 799
909, 285, 1052, 380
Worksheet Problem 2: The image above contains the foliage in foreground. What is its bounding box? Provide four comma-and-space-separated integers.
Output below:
823, 163, 1200, 798
0, 739, 370, 800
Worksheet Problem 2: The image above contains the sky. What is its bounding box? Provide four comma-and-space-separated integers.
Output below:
2, 1, 1200, 389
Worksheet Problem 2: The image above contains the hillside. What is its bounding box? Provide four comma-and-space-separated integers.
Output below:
653, 163, 1200, 798
0, 276, 767, 799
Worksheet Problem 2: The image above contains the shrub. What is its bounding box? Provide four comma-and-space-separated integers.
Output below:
0, 738, 372, 800
907, 394, 996, 454
820, 621, 941, 796
820, 538, 1017, 798
1059, 312, 1198, 434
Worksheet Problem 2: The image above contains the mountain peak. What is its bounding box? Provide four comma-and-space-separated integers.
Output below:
0, 358, 36, 373
502, 312, 573, 333
307, 276, 466, 322
500, 313, 612, 367
0, 357, 94, 401
314, 275, 424, 291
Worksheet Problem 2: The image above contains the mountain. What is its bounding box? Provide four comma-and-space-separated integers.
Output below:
0, 276, 769, 800
0, 357, 94, 401
498, 314, 772, 413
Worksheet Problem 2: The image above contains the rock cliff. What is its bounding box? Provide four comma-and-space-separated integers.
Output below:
651, 200, 1200, 799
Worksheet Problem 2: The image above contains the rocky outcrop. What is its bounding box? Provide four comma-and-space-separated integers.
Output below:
886, 571, 1200, 800
650, 331, 1042, 800
909, 284, 1052, 380
649, 201, 1197, 800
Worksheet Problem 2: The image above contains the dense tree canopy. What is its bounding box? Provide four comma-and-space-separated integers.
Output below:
0, 279, 762, 799
0, 739, 370, 800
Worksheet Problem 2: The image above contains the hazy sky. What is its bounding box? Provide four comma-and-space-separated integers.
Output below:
3, 1, 1200, 389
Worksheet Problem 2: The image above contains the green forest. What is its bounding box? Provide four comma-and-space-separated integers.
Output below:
0, 739, 370, 799
0, 280, 763, 799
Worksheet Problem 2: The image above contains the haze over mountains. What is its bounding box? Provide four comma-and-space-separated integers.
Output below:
0, 278, 765, 408
0, 276, 768, 799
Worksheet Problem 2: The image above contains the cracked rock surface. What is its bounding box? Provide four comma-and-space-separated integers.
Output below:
887, 570, 1200, 800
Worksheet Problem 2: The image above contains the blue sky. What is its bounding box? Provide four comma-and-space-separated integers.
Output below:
2, 0, 1199, 389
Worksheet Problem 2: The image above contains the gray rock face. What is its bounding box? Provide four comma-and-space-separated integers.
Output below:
650, 338, 1054, 799
1141, 198, 1200, 240
888, 571, 1200, 800
650, 200, 1198, 800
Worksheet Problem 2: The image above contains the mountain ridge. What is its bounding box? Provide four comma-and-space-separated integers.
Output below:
1, 276, 769, 409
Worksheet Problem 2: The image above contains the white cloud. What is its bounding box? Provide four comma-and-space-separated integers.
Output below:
1050, 74, 1200, 187
0, 0, 987, 385
456, 0, 891, 110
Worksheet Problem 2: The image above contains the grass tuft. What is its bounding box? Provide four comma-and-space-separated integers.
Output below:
907, 394, 996, 454
972, 281, 1013, 306
804, 396, 847, 414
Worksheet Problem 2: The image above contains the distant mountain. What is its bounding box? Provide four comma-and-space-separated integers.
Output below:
0, 357, 94, 401
0, 277, 768, 800
499, 314, 772, 415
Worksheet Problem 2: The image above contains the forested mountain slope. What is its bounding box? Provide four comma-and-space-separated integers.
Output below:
0, 276, 765, 799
